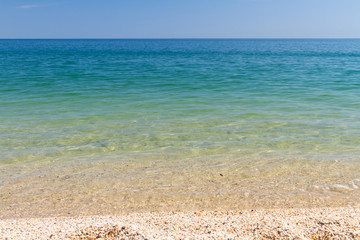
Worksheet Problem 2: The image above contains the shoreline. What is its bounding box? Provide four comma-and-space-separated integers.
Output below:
2, 207, 360, 239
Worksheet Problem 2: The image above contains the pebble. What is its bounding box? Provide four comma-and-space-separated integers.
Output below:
1, 207, 360, 239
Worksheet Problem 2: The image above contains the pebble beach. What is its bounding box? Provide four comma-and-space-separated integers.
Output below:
2, 207, 360, 239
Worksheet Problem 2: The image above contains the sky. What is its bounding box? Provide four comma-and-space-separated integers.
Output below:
1, 0, 360, 38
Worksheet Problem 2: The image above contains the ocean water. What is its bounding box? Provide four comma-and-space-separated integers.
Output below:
1, 39, 360, 217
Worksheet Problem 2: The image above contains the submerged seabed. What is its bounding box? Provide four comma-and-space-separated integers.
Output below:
1, 39, 360, 218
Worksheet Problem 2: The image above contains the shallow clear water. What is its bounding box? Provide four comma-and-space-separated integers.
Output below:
1, 39, 360, 217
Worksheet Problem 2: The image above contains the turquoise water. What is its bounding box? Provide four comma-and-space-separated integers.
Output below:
1, 39, 360, 163
1, 39, 360, 217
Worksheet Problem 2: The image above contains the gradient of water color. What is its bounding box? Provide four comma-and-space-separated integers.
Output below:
1, 39, 360, 217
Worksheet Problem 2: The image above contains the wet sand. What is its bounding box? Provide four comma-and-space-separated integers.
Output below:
2, 207, 360, 239
2, 156, 360, 219
2, 157, 360, 239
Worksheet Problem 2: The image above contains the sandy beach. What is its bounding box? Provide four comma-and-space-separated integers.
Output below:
1, 207, 360, 239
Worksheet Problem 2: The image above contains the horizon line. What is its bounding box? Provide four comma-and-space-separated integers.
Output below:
1, 37, 360, 40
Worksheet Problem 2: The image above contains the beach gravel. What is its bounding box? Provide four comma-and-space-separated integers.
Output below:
1, 207, 360, 239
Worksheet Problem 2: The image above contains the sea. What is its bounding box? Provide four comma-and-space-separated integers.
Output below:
1, 39, 360, 218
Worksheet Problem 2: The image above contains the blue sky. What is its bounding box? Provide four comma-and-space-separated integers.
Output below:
1, 0, 360, 38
